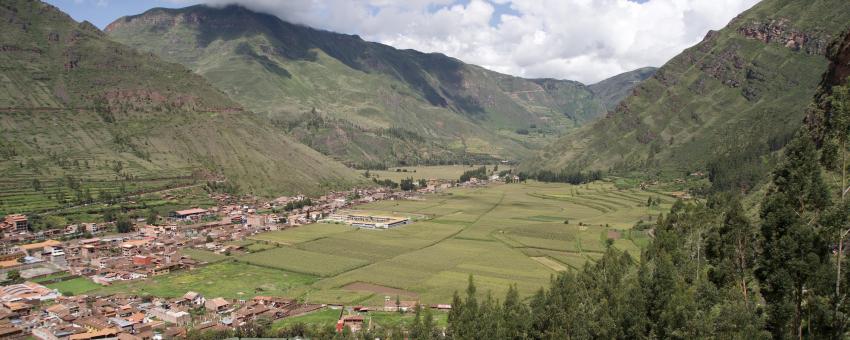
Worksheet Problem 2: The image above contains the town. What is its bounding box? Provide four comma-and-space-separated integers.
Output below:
0, 174, 506, 339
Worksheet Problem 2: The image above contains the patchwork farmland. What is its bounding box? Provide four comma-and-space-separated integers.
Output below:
101, 180, 672, 305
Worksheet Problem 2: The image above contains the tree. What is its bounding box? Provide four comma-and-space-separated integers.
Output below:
400, 178, 416, 191
447, 291, 464, 338
825, 82, 850, 200
146, 208, 159, 225
422, 305, 436, 339
103, 209, 117, 222
706, 199, 758, 302
116, 216, 133, 233
502, 284, 530, 339
756, 135, 831, 339
5, 270, 22, 285
459, 275, 479, 338
410, 304, 425, 339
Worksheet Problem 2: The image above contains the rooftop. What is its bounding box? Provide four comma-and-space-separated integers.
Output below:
19, 240, 62, 251
174, 208, 208, 216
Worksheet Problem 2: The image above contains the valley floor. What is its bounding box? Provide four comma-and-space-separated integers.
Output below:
94, 180, 672, 305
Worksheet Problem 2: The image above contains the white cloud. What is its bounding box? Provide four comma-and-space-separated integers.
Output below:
181, 0, 760, 83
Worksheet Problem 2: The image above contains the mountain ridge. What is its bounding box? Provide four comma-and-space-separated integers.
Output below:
524, 0, 850, 192
105, 4, 652, 168
0, 0, 363, 215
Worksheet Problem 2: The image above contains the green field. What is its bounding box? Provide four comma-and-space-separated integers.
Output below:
271, 308, 449, 331
47, 277, 101, 295
100, 180, 671, 305
237, 247, 370, 277
272, 308, 342, 330
368, 310, 449, 329
250, 224, 355, 245
93, 261, 318, 299
179, 248, 229, 263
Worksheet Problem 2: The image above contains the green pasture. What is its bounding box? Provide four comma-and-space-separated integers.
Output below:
272, 308, 342, 330
249, 223, 355, 245
93, 261, 317, 299
238, 247, 370, 277
179, 248, 228, 263
47, 277, 101, 296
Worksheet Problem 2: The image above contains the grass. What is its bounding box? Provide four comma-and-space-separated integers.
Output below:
272, 308, 341, 330
47, 277, 101, 295
237, 247, 370, 277
179, 248, 229, 263
93, 261, 317, 299
249, 224, 355, 245
368, 310, 449, 329
32, 272, 73, 283
245, 242, 278, 252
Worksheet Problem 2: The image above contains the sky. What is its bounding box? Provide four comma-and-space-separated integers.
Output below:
45, 0, 761, 84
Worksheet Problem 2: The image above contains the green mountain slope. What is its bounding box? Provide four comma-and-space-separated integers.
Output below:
104, 5, 643, 167
588, 67, 657, 112
526, 0, 850, 190
0, 0, 361, 214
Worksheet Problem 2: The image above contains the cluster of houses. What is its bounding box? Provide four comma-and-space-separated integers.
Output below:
0, 278, 454, 339
0, 282, 323, 340
0, 183, 438, 283
0, 215, 108, 248
268, 187, 424, 226
0, 180, 473, 338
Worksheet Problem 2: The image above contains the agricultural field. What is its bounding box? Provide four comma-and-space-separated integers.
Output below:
272, 308, 342, 330
100, 179, 675, 306
237, 247, 370, 277
249, 223, 355, 245
46, 277, 101, 295
178, 248, 229, 263
93, 261, 318, 299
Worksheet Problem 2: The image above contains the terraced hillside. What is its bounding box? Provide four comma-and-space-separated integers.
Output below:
527, 0, 850, 191
105, 5, 651, 167
0, 0, 362, 215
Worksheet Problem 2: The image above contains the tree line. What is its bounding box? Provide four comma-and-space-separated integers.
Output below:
523, 169, 603, 184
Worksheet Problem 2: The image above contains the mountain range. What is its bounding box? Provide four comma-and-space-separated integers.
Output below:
104, 5, 654, 168
5, 0, 848, 213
